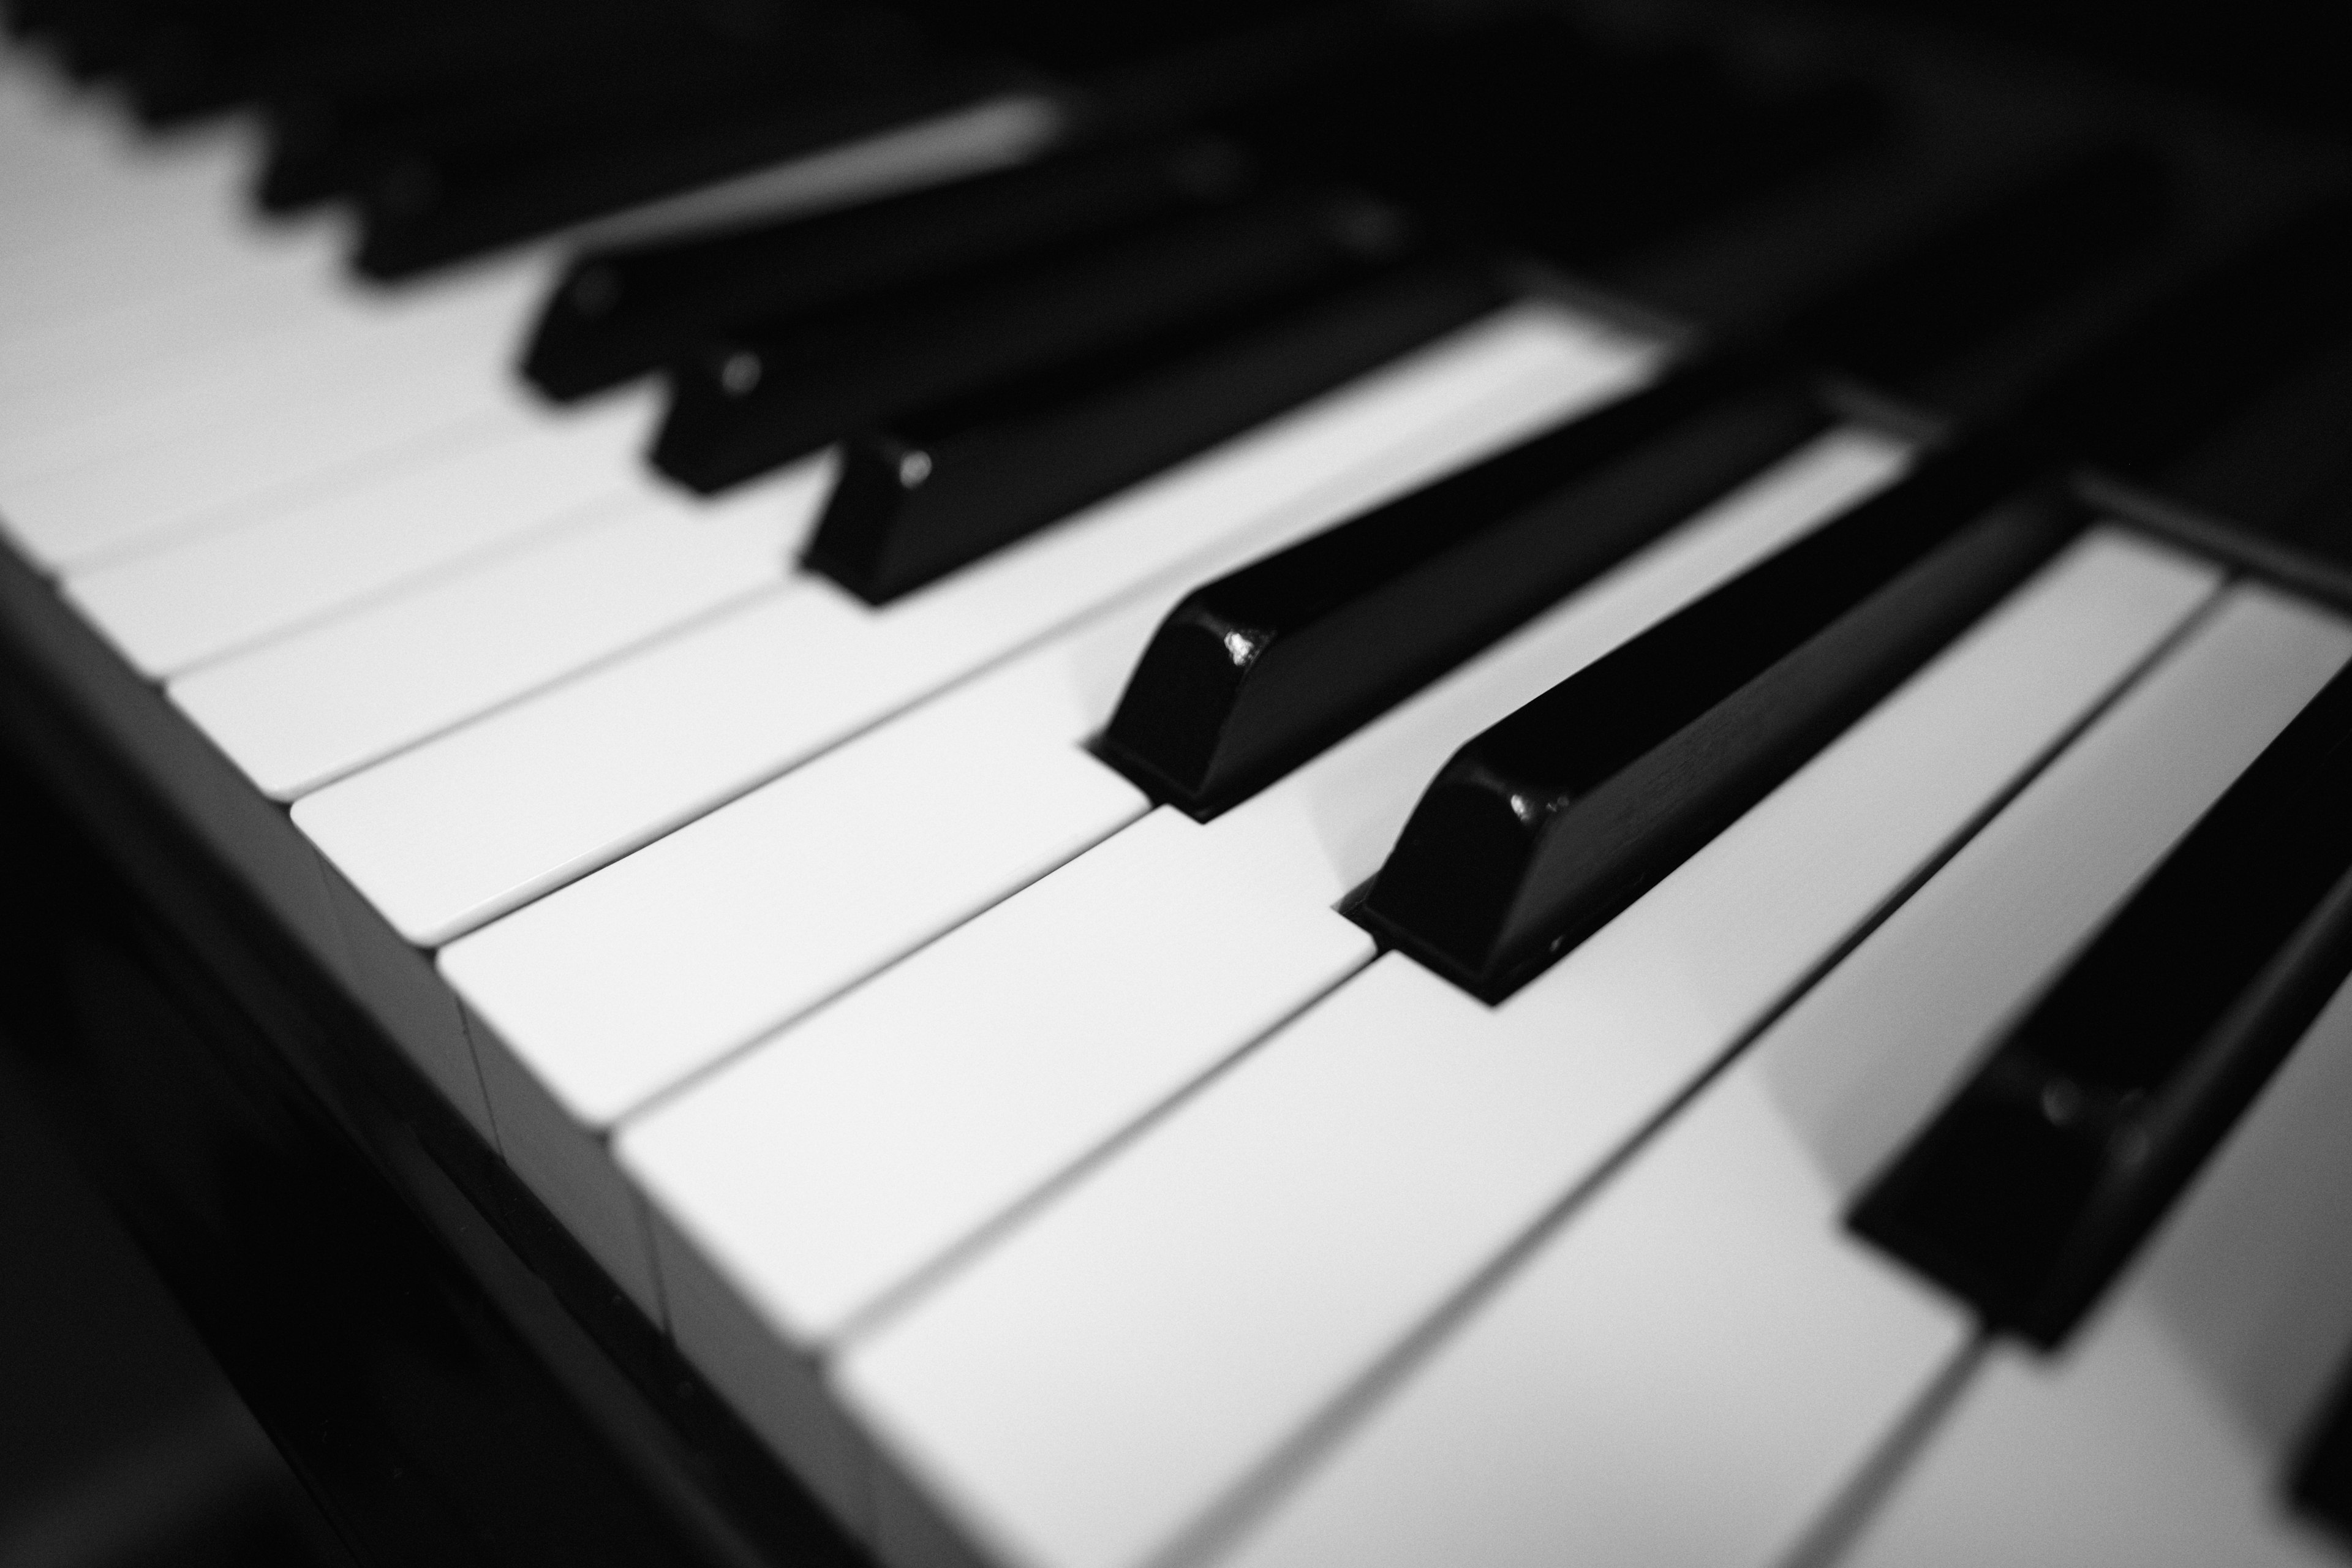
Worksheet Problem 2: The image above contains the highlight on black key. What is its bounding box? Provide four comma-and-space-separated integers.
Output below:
1850, 659, 2352, 1347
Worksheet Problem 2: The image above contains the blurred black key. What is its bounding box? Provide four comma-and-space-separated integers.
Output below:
652, 185, 1412, 491
1355, 457, 2065, 1001
1093, 365, 1830, 818
804, 255, 1511, 605
526, 132, 1256, 401
1248, 12, 1885, 273
355, 51, 1022, 279
1793, 143, 2172, 407
2296, 1347, 2352, 1544
1851, 665, 2352, 1346
263, 38, 765, 212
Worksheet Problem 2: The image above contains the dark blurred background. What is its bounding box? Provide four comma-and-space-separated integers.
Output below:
0, 1052, 345, 1568
1783, 0, 2352, 142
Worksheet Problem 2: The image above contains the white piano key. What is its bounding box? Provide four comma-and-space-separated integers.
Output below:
826, 530, 2234, 1568
170, 454, 834, 800
0, 251, 341, 427
0, 254, 429, 483
297, 301, 1664, 946
618, 426, 1913, 1383
1209, 579, 2352, 1568
1837, 980, 2352, 1566
0, 265, 553, 573
437, 580, 1161, 1131
64, 388, 662, 676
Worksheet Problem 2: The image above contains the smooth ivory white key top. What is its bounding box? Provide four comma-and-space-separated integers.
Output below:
439, 564, 1160, 1132
297, 301, 1663, 944
1836, 987, 2352, 1566
64, 388, 663, 677
1204, 579, 2352, 1568
617, 427, 1913, 1384
172, 453, 837, 799
0, 254, 483, 486
0, 265, 551, 574
826, 530, 2235, 1568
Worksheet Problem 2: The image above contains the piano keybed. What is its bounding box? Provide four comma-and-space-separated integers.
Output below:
6, 6, 2352, 1566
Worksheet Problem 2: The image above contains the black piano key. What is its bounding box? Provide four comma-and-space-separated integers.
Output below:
1245, 13, 1886, 273
1354, 455, 2064, 1002
2296, 1347, 2352, 1545
803, 255, 1512, 606
354, 53, 1027, 280
262, 39, 764, 213
651, 185, 1412, 492
1093, 365, 1833, 819
347, 4, 1373, 279
1793, 143, 2173, 406
524, 132, 1257, 402
1850, 665, 2352, 1346
807, 118, 2177, 612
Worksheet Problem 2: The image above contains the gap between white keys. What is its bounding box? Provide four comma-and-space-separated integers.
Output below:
824, 530, 2237, 1568
172, 451, 837, 800
615, 423, 1915, 1364
1, 263, 551, 575
439, 568, 1157, 1131
1210, 577, 2352, 1568
296, 300, 1663, 946
65, 386, 665, 678
434, 311, 1679, 1126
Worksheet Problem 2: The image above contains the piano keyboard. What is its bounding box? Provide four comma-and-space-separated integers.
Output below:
8, 6, 2352, 1566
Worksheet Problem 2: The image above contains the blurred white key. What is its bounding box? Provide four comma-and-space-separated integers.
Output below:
173, 455, 834, 799
66, 388, 662, 676
620, 426, 1913, 1366
1838, 982, 2352, 1566
0, 265, 550, 573
298, 302, 1664, 944
1212, 580, 2352, 1568
0, 255, 431, 481
828, 531, 2236, 1568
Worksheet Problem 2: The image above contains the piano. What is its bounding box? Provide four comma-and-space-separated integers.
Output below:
7, 2, 2352, 1564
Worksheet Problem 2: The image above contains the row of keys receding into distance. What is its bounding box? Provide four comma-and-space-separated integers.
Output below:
12, 8, 2352, 1568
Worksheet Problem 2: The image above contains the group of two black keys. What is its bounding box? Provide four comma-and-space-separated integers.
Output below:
1096, 154, 2352, 1458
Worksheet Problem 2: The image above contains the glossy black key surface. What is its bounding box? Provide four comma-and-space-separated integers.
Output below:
804, 255, 1510, 605
1850, 665, 2352, 1346
1354, 459, 2068, 1002
652, 184, 1412, 492
1094, 365, 1836, 819
524, 133, 1256, 401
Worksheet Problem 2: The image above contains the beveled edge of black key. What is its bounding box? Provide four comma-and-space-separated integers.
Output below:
1350, 445, 2051, 1004
801, 252, 1508, 606
1090, 350, 1814, 820
1847, 662, 2352, 1347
